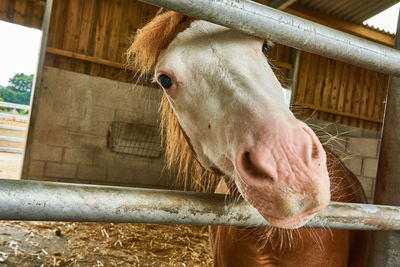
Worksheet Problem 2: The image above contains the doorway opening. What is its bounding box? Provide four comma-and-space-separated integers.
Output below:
0, 20, 41, 179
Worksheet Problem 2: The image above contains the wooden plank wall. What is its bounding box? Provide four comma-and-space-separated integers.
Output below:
293, 52, 389, 131
0, 0, 293, 84
43, 0, 292, 84
43, 0, 159, 83
0, 0, 44, 29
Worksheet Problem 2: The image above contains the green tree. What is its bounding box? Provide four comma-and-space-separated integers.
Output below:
8, 73, 33, 92
0, 73, 33, 105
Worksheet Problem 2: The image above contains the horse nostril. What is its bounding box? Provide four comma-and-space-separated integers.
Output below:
242, 152, 272, 180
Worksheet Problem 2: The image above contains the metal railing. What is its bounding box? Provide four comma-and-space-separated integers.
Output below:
0, 113, 29, 121
0, 101, 29, 153
1, 179, 400, 230
0, 101, 30, 111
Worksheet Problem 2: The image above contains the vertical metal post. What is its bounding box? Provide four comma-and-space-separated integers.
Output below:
368, 8, 400, 267
269, 0, 300, 108
21, 0, 54, 179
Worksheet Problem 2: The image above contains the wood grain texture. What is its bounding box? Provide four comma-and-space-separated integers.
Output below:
294, 53, 387, 130
0, 0, 44, 29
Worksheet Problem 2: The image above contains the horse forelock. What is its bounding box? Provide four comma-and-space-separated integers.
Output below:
126, 10, 195, 81
127, 9, 219, 192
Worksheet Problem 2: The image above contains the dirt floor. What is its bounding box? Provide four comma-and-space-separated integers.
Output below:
0, 221, 212, 266
0, 116, 27, 177
0, 152, 213, 266
0, 152, 22, 179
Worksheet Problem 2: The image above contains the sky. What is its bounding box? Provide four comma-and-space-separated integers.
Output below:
0, 20, 41, 86
363, 3, 400, 34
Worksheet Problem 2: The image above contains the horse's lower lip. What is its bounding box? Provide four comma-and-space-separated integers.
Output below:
265, 214, 315, 229
259, 199, 329, 229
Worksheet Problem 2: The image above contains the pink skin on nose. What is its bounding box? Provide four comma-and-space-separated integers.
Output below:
235, 120, 330, 229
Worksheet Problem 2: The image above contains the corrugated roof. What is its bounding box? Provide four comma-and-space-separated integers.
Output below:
299, 0, 399, 24
364, 24, 396, 37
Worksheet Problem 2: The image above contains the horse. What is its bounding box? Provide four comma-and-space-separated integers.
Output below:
127, 10, 369, 267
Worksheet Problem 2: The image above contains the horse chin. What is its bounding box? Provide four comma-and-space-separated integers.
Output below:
262, 198, 329, 229
264, 213, 316, 229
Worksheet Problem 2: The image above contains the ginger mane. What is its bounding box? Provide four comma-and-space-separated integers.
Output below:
127, 10, 219, 192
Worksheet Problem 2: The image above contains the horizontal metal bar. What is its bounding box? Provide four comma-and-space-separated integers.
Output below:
0, 147, 24, 153
0, 179, 399, 230
0, 102, 30, 110
0, 136, 25, 143
0, 125, 26, 132
137, 0, 400, 76
0, 113, 29, 121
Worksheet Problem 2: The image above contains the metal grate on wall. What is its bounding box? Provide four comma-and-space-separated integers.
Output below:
109, 122, 161, 158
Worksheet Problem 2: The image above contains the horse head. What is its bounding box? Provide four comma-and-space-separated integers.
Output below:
128, 11, 330, 229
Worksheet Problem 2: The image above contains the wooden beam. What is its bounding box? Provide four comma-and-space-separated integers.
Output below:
295, 102, 383, 123
286, 3, 394, 47
46, 47, 126, 70
46, 46, 293, 71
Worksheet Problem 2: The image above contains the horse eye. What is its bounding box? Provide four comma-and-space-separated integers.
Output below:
159, 74, 173, 89
262, 40, 269, 56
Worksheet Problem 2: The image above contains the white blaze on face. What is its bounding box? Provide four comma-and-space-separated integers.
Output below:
156, 21, 287, 169
155, 21, 330, 229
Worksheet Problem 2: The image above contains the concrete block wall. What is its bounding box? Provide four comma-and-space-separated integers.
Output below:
344, 137, 379, 203
23, 67, 177, 189
307, 118, 381, 203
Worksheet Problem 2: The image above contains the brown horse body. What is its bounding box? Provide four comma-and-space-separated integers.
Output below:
210, 148, 369, 267
127, 10, 369, 267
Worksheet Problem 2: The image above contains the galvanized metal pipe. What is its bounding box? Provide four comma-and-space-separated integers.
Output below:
137, 0, 400, 76
1, 179, 400, 230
